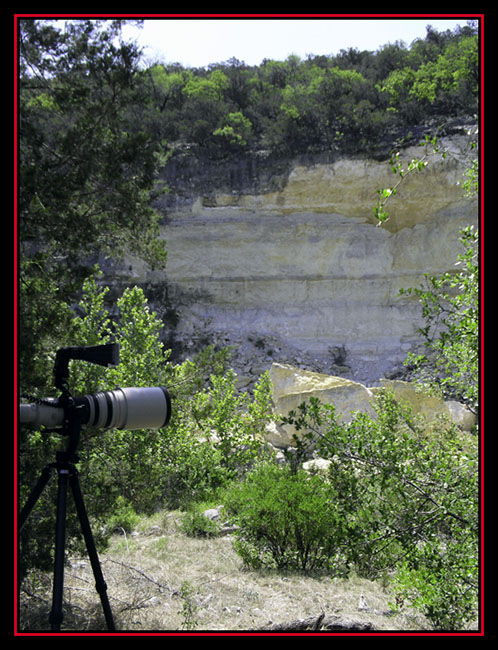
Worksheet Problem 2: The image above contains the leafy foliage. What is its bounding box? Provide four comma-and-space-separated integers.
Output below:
19, 271, 274, 576
374, 133, 444, 224
223, 387, 479, 628
225, 462, 350, 573
19, 20, 168, 268
380, 35, 478, 117
277, 392, 479, 629
401, 226, 479, 413
181, 509, 221, 539
141, 22, 478, 157
373, 123, 479, 415
18, 19, 168, 397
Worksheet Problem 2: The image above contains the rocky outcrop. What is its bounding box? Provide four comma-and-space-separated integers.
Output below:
377, 379, 476, 431
121, 128, 478, 385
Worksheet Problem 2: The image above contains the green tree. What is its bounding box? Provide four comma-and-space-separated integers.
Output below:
408, 36, 478, 114
182, 68, 230, 102
188, 369, 273, 479
373, 41, 411, 82
213, 111, 252, 150
19, 19, 167, 267
378, 32, 478, 121
146, 64, 188, 112
18, 19, 168, 395
64, 273, 243, 514
219, 57, 254, 108
135, 23, 479, 159
180, 68, 230, 148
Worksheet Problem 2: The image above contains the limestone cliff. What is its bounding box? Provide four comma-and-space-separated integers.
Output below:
123, 127, 478, 385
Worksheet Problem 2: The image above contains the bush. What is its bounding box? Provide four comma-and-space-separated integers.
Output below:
225, 462, 349, 574
391, 534, 479, 630
181, 510, 221, 538
106, 496, 140, 534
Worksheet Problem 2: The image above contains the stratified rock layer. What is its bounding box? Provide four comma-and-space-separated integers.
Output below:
144, 135, 477, 383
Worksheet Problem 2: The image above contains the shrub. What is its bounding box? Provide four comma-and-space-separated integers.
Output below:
106, 496, 140, 534
181, 510, 221, 538
391, 533, 479, 630
225, 462, 349, 574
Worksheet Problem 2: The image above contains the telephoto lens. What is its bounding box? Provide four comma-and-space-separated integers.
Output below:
19, 387, 171, 430
81, 387, 171, 430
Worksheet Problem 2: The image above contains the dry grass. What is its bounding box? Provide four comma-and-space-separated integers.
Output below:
18, 510, 431, 634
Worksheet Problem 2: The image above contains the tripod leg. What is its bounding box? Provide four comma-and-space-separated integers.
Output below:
49, 467, 70, 631
69, 471, 116, 631
18, 465, 53, 532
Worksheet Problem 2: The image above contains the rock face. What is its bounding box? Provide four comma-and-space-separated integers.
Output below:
137, 131, 477, 384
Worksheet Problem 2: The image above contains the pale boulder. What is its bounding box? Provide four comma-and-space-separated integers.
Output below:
378, 379, 476, 432
444, 400, 476, 432
266, 365, 476, 450
267, 363, 376, 448
264, 420, 296, 450
302, 458, 332, 476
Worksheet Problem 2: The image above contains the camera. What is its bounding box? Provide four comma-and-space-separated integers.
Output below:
19, 343, 172, 431
18, 343, 173, 631
18, 342, 173, 631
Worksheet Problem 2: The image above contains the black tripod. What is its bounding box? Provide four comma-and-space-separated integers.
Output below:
18, 391, 115, 632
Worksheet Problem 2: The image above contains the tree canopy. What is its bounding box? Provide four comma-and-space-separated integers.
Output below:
138, 20, 478, 157
18, 19, 168, 392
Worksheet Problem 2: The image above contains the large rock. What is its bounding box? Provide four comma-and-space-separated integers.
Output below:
265, 365, 476, 448
267, 363, 376, 448
378, 379, 476, 432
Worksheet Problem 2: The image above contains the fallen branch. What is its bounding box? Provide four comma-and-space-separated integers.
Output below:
258, 613, 375, 632
103, 558, 179, 596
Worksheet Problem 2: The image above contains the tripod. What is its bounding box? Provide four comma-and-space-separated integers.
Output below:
19, 393, 115, 632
